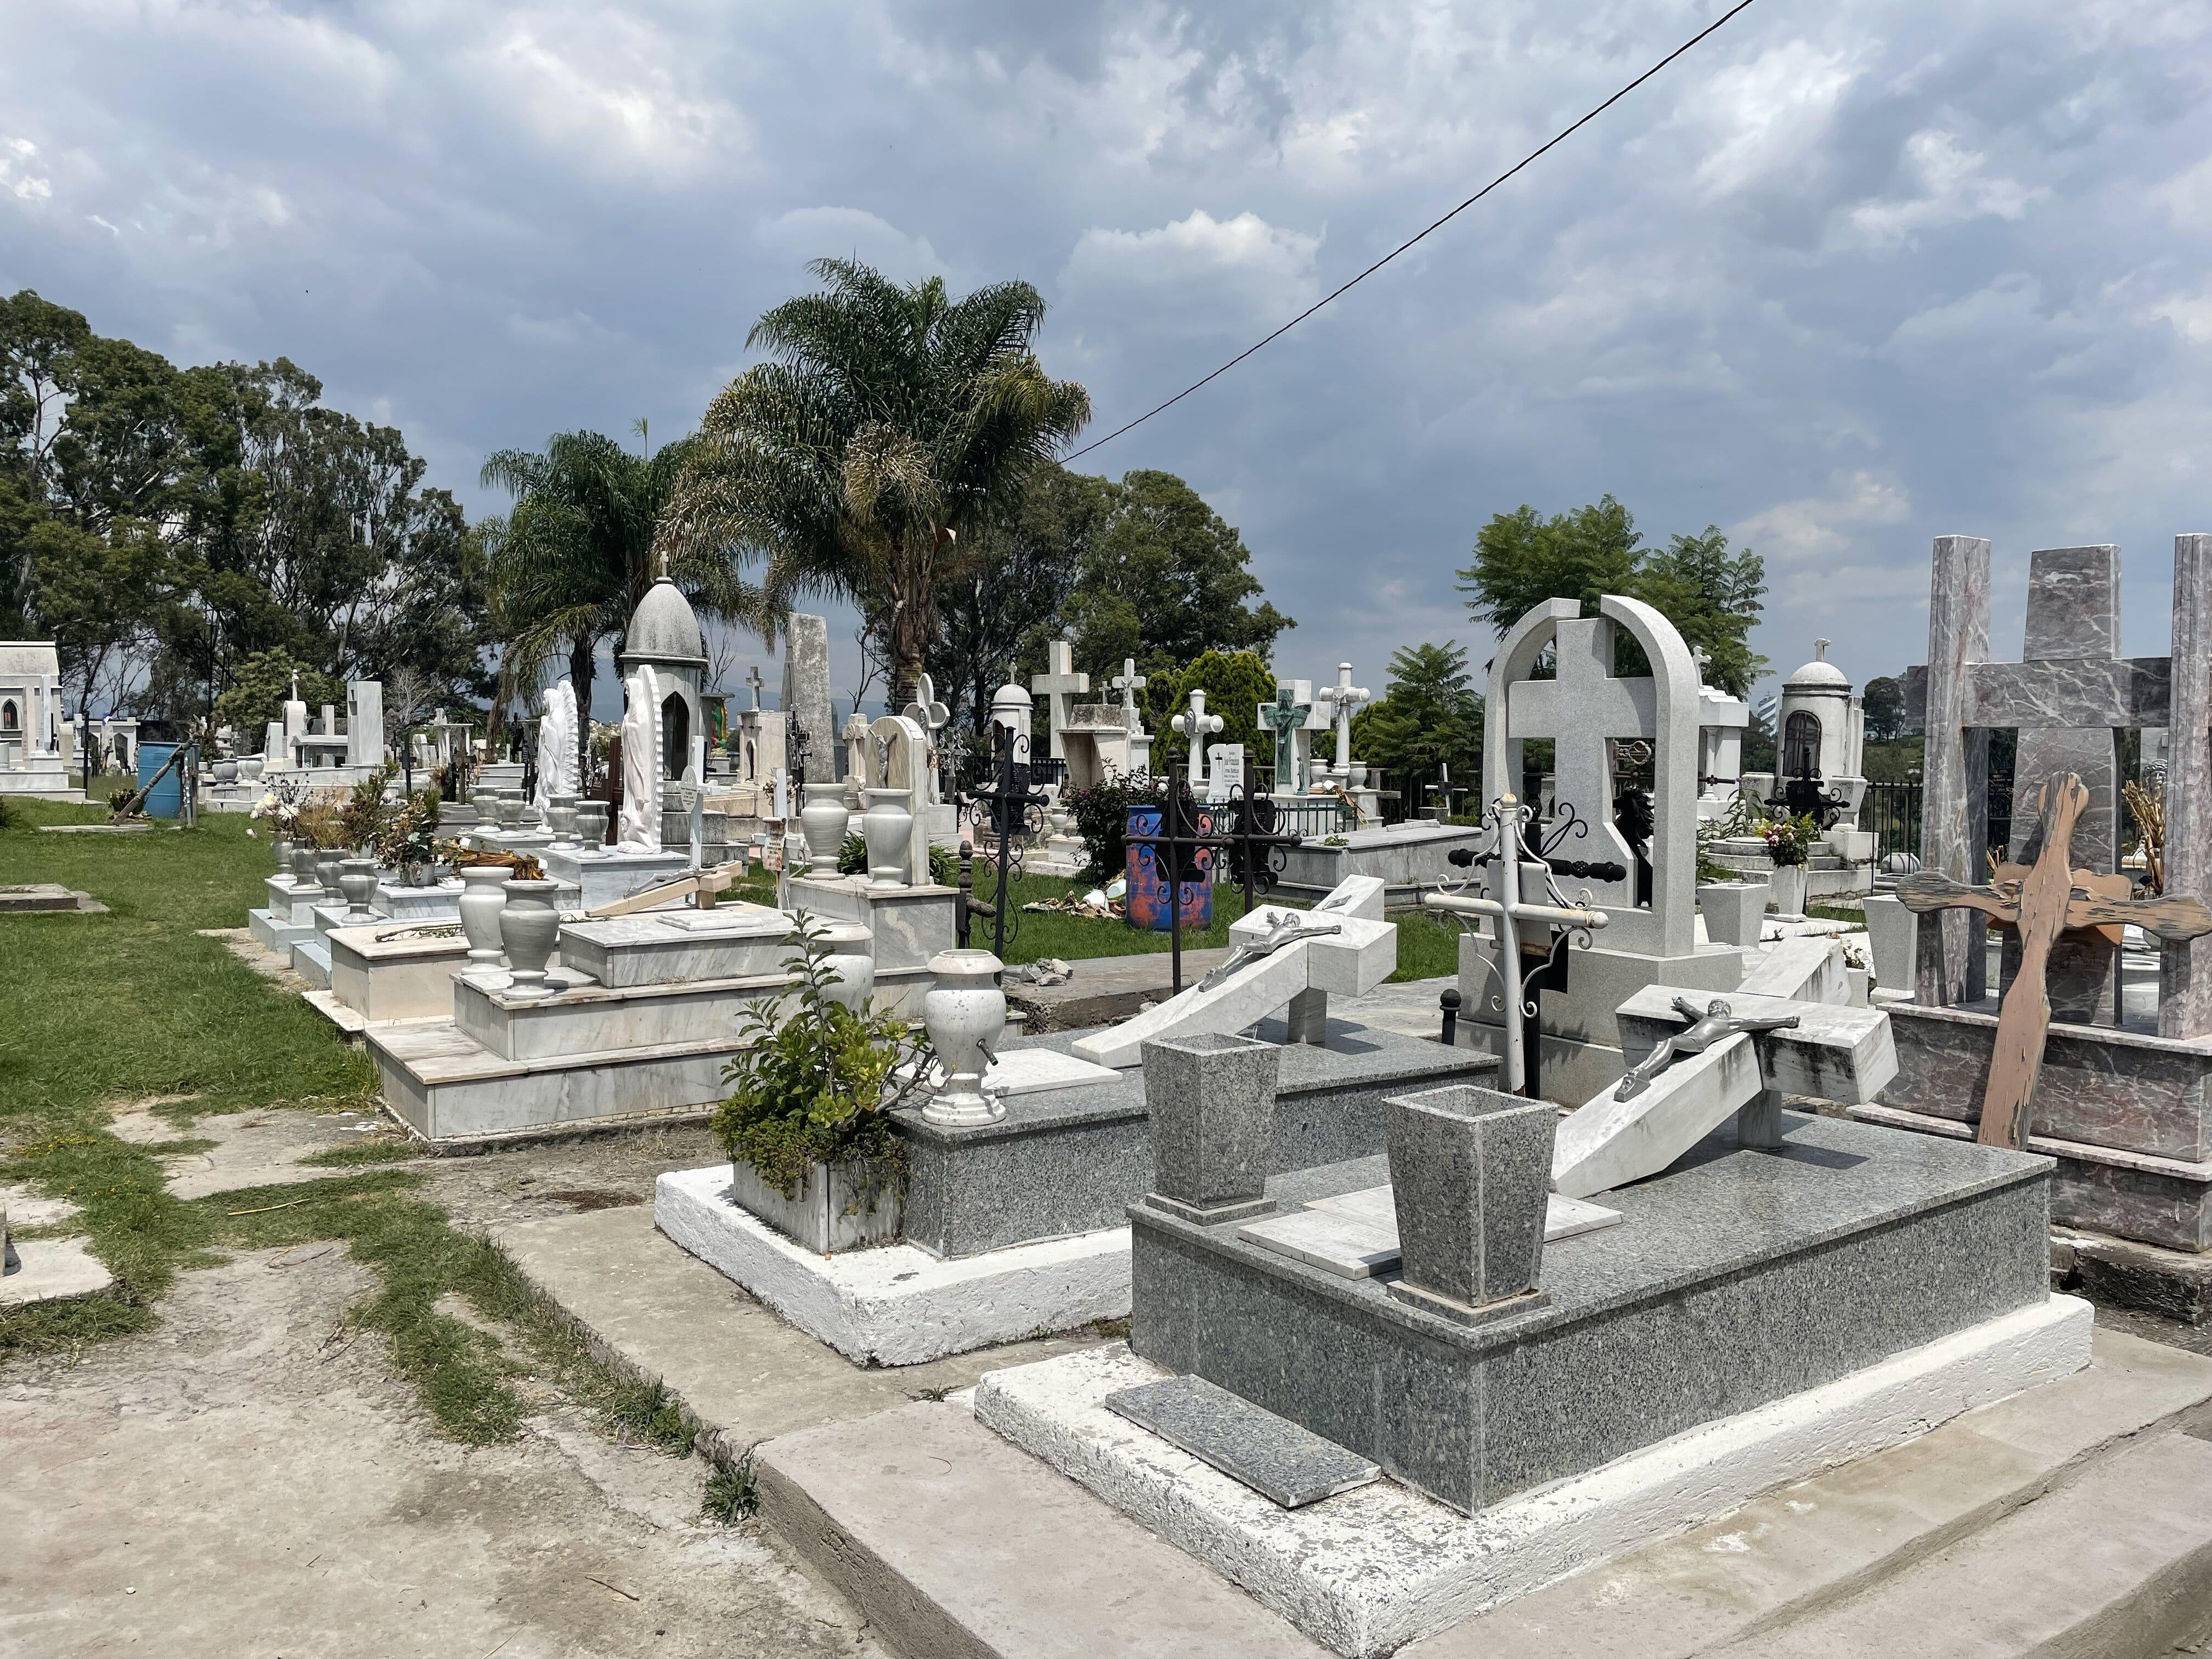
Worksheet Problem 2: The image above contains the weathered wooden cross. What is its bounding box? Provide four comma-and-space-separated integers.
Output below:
1897, 771, 2212, 1149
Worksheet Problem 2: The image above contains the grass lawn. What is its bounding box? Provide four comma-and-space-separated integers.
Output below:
0, 796, 1460, 1442
964, 864, 1463, 981
0, 794, 689, 1454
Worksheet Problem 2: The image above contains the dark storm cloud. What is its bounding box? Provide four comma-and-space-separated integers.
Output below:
4, 0, 2211, 710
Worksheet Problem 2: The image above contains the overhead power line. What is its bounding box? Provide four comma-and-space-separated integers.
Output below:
1064, 0, 1764, 462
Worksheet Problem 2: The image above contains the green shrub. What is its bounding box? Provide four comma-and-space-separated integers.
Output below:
838, 828, 957, 885
1062, 770, 1173, 879
710, 917, 934, 1197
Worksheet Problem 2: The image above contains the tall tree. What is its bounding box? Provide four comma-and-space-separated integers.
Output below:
482, 429, 765, 771
661, 257, 1091, 708
927, 462, 1098, 740
1350, 641, 1483, 806
1456, 496, 1767, 697
1059, 469, 1292, 680
1861, 674, 1906, 742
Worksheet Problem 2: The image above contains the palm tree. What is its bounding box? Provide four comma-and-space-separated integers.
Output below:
658, 258, 1090, 709
481, 429, 765, 780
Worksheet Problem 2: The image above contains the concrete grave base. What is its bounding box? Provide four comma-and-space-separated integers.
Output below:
656, 1163, 1131, 1365
975, 1296, 2093, 1658
246, 905, 314, 952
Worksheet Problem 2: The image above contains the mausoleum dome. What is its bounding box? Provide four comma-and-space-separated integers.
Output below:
623, 575, 707, 668
1783, 639, 1850, 693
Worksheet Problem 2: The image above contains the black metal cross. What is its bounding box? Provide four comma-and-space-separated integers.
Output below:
1123, 757, 1304, 994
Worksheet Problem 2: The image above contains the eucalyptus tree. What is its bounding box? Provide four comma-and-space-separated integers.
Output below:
660, 257, 1090, 708
482, 428, 765, 772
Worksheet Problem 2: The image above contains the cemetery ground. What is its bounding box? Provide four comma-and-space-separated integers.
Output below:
16, 797, 2208, 1657
0, 794, 1451, 1656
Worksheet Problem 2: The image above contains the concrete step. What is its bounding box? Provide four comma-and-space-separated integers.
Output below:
753, 1329, 2212, 1659
367, 1018, 751, 1143
1705, 1430, 2212, 1658
289, 936, 331, 989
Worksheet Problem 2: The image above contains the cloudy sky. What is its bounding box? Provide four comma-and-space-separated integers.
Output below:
5, 0, 2211, 716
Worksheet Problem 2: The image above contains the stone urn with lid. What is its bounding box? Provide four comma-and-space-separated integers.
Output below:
458, 866, 510, 977
860, 787, 913, 889
338, 857, 380, 922
497, 878, 562, 997
921, 949, 1007, 1127
800, 788, 851, 876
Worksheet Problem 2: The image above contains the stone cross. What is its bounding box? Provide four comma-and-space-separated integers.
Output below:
746, 665, 765, 713
1546, 929, 1898, 1203
1905, 535, 2212, 1035
1487, 596, 1701, 958
902, 672, 951, 804
1111, 658, 1147, 724
1072, 873, 1396, 1068
1258, 687, 1309, 794
1313, 662, 1370, 779
1030, 637, 1089, 760
1171, 688, 1224, 794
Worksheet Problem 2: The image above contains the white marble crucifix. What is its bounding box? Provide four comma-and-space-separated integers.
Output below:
1313, 662, 1370, 781
1110, 658, 1147, 728
745, 665, 765, 713
1030, 637, 1089, 760
902, 672, 951, 804
1171, 688, 1224, 795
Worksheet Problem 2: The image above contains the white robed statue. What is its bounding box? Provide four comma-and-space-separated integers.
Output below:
535, 680, 579, 811
616, 665, 663, 853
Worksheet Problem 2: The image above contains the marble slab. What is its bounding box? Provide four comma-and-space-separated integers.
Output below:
1736, 936, 1848, 1004
1615, 986, 1897, 1104
1240, 1189, 1622, 1279
1550, 1035, 1764, 1200
983, 1048, 1121, 1097
1103, 1374, 1381, 1509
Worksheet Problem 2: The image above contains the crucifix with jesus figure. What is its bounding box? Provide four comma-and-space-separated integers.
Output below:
1898, 771, 2212, 1150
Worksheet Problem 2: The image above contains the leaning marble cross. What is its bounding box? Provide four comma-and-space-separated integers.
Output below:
1071, 873, 1394, 1068
1549, 942, 1895, 1200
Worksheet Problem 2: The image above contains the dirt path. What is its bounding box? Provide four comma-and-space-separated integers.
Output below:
1, 1131, 884, 1659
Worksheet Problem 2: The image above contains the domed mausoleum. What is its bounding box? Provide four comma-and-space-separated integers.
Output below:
1778, 639, 1863, 785
620, 569, 708, 786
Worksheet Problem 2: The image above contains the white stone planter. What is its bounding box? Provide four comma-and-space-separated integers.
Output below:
1862, 893, 1918, 992
801, 795, 850, 874
1770, 864, 1809, 919
727, 1158, 904, 1254
1697, 881, 1769, 947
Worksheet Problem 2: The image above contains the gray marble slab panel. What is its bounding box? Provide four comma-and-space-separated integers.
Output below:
1130, 1110, 2052, 1513
894, 1023, 1498, 1258
1881, 1001, 2212, 1161
1104, 1374, 1380, 1508
2164, 534, 2212, 1039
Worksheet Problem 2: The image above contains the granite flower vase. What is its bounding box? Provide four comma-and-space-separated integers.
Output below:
291, 845, 319, 885
497, 878, 562, 998
921, 949, 1007, 1126
458, 866, 510, 975
545, 792, 579, 849
1697, 881, 1769, 947
315, 850, 346, 901
801, 796, 851, 875
1385, 1083, 1556, 1323
338, 857, 379, 921
272, 835, 294, 872
1141, 1031, 1281, 1222
861, 788, 914, 889
1124, 805, 1213, 933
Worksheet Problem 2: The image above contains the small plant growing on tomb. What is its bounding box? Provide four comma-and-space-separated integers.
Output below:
1760, 812, 1819, 868
712, 915, 934, 1200
376, 788, 443, 876
337, 762, 400, 853
1061, 770, 1172, 879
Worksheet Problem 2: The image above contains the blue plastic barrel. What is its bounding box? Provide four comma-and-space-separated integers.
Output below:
135, 742, 182, 819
